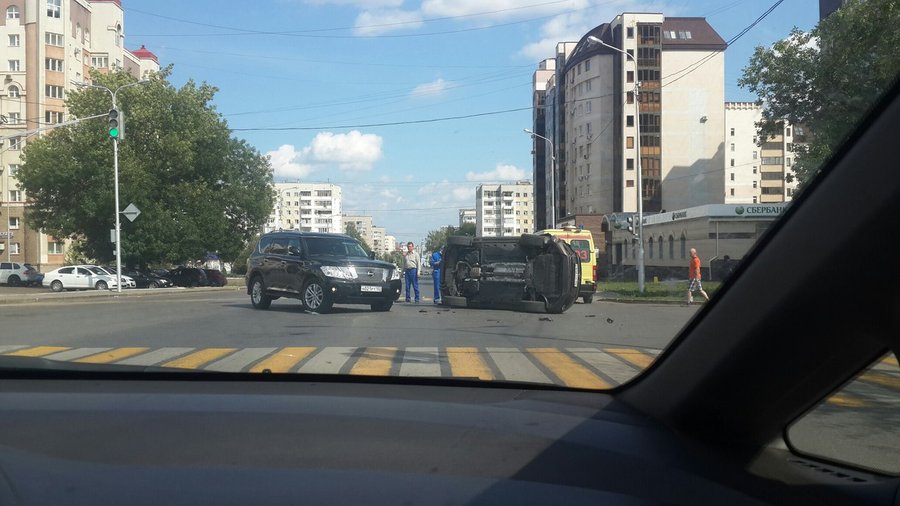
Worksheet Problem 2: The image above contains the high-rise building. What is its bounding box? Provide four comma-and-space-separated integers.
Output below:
532, 13, 726, 221
724, 102, 798, 204
458, 208, 475, 228
268, 183, 342, 234
343, 214, 374, 248
475, 181, 534, 237
1, 0, 159, 268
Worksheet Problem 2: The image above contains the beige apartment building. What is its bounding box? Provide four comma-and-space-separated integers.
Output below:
1, 0, 159, 268
724, 102, 798, 204
533, 13, 727, 224
268, 183, 343, 234
343, 214, 374, 248
475, 181, 535, 237
458, 208, 475, 228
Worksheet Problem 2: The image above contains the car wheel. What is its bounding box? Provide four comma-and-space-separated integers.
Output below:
7, 275, 21, 287
189, 281, 199, 288
447, 236, 474, 246
443, 295, 467, 307
95, 280, 109, 291
582, 295, 594, 304
50, 280, 64, 292
302, 279, 333, 313
371, 299, 393, 312
249, 276, 272, 310
149, 281, 159, 289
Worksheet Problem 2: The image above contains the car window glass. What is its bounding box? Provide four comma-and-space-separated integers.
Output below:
786, 351, 900, 475
258, 237, 273, 254
269, 239, 287, 255
58, 267, 73, 274
13, 263, 20, 269
287, 238, 302, 256
0, 263, 9, 270
76, 268, 90, 275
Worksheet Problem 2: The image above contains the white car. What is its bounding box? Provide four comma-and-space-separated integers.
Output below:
42, 265, 119, 292
1, 262, 34, 286
87, 266, 136, 288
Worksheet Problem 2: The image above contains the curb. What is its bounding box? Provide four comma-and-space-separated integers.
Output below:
0, 286, 243, 306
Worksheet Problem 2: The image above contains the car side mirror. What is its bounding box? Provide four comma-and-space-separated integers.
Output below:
368, 251, 376, 260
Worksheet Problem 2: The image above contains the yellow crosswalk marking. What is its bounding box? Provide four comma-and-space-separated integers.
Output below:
826, 393, 867, 408
75, 347, 150, 364
249, 347, 316, 373
161, 348, 236, 369
528, 348, 610, 389
880, 355, 899, 368
605, 347, 656, 369
858, 372, 900, 390
4, 346, 69, 357
446, 347, 494, 380
350, 347, 397, 376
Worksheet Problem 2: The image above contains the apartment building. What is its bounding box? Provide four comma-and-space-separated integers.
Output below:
458, 208, 475, 228
342, 214, 374, 248
475, 181, 535, 237
532, 13, 727, 223
267, 183, 342, 234
1, 0, 159, 268
724, 102, 798, 204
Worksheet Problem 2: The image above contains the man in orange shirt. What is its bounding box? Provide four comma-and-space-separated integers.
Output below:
686, 248, 710, 305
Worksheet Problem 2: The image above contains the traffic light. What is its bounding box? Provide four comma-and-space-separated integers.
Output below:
108, 108, 124, 139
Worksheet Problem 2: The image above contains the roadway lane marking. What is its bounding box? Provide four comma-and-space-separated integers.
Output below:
249, 347, 316, 373
446, 347, 494, 380
42, 347, 112, 361
297, 347, 356, 374
0, 345, 29, 354
398, 347, 442, 377
4, 346, 70, 357
858, 372, 900, 390
826, 393, 867, 408
605, 347, 657, 369
162, 348, 237, 370
116, 347, 196, 366
75, 347, 150, 364
486, 347, 550, 384
567, 348, 642, 385
874, 354, 899, 371
351, 347, 398, 376
527, 348, 611, 389
205, 348, 278, 372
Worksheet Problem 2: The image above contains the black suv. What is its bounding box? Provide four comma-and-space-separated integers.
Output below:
246, 232, 402, 313
440, 234, 580, 313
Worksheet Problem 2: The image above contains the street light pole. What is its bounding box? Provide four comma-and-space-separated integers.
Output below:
72, 79, 149, 293
524, 128, 556, 228
587, 35, 644, 292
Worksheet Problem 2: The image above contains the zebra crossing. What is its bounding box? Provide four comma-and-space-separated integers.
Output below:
0, 345, 897, 407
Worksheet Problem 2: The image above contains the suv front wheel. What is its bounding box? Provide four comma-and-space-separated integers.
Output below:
302, 278, 333, 314
249, 276, 272, 310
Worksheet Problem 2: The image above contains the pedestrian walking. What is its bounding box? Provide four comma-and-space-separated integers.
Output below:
402, 241, 421, 303
430, 247, 443, 305
686, 247, 710, 304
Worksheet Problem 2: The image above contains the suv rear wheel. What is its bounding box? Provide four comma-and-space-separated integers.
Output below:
302, 278, 333, 313
249, 276, 272, 310
7, 275, 21, 287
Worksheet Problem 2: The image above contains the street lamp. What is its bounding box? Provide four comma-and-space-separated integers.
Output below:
587, 35, 645, 293
72, 79, 150, 292
524, 128, 556, 229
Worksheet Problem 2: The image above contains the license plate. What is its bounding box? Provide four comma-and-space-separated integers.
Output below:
360, 285, 382, 293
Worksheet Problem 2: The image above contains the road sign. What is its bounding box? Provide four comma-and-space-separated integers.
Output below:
122, 203, 141, 222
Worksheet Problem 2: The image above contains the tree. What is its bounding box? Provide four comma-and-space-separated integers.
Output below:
738, 0, 900, 189
18, 68, 273, 267
424, 223, 476, 253
344, 222, 372, 253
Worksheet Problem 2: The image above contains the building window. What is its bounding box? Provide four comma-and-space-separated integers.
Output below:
785, 127, 792, 137
45, 111, 64, 124
752, 166, 757, 174
584, 58, 590, 71
658, 237, 663, 259
8, 34, 20, 47
753, 196, 758, 203
786, 143, 793, 152
9, 137, 22, 151
730, 188, 735, 196
753, 180, 758, 188
668, 236, 674, 260
627, 26, 634, 38
626, 158, 634, 170
9, 190, 22, 202
626, 180, 634, 188
730, 173, 735, 181
8, 165, 20, 177
45, 58, 64, 72
626, 136, 634, 149
786, 157, 792, 166
47, 0, 61, 18
6, 5, 20, 19
91, 56, 109, 69
648, 237, 654, 259
7, 112, 21, 125
626, 115, 634, 127
752, 151, 758, 159
730, 143, 735, 152
730, 159, 734, 167
680, 234, 686, 259
45, 85, 64, 99
9, 217, 19, 229
10, 243, 20, 255
577, 63, 581, 75
626, 91, 634, 104
627, 70, 634, 83
7, 85, 20, 98
730, 127, 735, 136
45, 32, 64, 46
8, 60, 21, 72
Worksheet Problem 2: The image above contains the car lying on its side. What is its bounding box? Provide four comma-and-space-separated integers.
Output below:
439, 234, 580, 314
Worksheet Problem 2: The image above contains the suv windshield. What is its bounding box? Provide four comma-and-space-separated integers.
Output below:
305, 237, 369, 259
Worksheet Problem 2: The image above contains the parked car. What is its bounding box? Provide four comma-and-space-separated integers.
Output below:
88, 266, 136, 288
105, 266, 173, 289
246, 232, 402, 313
22, 264, 44, 286
166, 267, 209, 287
439, 233, 581, 314
203, 269, 227, 287
1, 262, 40, 287
42, 265, 119, 291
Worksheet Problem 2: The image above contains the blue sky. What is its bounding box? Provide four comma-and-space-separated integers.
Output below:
123, 0, 819, 243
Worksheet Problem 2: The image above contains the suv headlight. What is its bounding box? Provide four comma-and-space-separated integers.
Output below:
390, 269, 401, 280
321, 266, 357, 280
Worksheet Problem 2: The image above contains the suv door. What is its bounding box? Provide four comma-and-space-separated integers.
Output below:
283, 237, 306, 294
263, 236, 288, 291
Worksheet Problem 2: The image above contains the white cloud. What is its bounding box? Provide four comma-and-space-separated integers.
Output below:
266, 144, 315, 180
306, 0, 404, 8
421, 0, 591, 20
303, 130, 384, 171
354, 9, 424, 36
466, 163, 528, 182
410, 78, 450, 97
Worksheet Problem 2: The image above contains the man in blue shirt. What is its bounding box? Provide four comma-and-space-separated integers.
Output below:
430, 248, 443, 305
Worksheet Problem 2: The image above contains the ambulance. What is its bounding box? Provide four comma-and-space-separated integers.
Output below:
538, 226, 598, 303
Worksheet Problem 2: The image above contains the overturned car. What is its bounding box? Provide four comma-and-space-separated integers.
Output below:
439, 234, 581, 314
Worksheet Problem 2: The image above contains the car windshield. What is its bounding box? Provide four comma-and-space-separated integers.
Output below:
1, 1, 897, 410
305, 238, 369, 259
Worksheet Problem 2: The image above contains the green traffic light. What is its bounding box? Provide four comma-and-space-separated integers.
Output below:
109, 128, 119, 138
